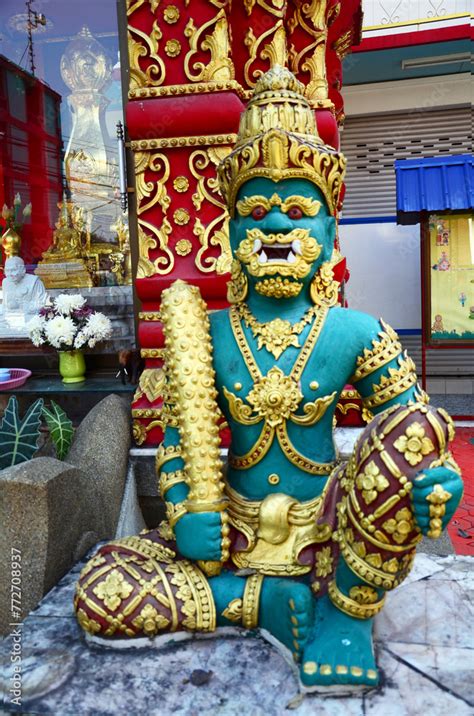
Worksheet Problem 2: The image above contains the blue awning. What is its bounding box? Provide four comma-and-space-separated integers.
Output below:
395, 154, 473, 224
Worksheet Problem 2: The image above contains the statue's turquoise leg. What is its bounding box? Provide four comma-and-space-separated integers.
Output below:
209, 572, 314, 658
300, 559, 381, 687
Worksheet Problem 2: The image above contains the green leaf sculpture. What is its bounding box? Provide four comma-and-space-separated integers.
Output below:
0, 396, 44, 470
42, 400, 74, 461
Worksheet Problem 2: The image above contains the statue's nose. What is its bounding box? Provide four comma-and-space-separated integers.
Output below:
260, 209, 293, 234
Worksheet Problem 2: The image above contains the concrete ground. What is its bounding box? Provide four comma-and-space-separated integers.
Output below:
0, 549, 472, 716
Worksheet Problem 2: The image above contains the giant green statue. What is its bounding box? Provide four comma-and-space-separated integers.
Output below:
74, 68, 463, 690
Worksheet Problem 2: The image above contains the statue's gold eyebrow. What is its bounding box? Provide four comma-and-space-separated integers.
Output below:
236, 194, 322, 217
280, 196, 322, 216
236, 195, 272, 216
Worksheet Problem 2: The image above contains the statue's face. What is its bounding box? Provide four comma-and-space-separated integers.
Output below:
4, 258, 26, 284
229, 178, 335, 299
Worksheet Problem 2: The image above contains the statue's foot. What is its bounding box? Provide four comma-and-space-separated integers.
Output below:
300, 595, 378, 690
260, 578, 314, 662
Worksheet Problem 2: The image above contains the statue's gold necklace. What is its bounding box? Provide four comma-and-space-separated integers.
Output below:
227, 304, 337, 475
235, 302, 319, 359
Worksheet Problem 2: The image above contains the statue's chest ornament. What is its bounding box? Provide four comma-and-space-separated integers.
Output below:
235, 302, 318, 359
226, 305, 337, 476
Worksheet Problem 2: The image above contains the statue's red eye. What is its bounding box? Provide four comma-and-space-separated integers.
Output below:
287, 206, 303, 220
251, 205, 267, 220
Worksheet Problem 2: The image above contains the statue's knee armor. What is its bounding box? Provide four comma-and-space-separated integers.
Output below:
334, 402, 455, 591
74, 530, 216, 638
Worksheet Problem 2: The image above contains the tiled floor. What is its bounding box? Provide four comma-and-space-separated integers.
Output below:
448, 427, 474, 556
1, 552, 472, 715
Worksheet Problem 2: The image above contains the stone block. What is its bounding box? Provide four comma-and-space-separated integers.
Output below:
67, 394, 131, 537
0, 395, 132, 633
0, 458, 98, 635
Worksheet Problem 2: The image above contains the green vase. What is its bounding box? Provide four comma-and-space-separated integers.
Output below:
58, 350, 86, 384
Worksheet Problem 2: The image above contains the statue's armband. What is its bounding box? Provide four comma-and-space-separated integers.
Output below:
352, 319, 427, 414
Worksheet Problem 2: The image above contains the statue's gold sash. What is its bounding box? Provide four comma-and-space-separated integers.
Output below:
226, 485, 332, 576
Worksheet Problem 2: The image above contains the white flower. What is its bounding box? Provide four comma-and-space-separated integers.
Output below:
27, 315, 45, 347
54, 294, 86, 315
27, 314, 45, 332
44, 315, 76, 349
84, 312, 112, 341
74, 331, 87, 349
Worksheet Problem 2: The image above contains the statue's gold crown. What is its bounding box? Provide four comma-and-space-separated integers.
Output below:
218, 66, 346, 217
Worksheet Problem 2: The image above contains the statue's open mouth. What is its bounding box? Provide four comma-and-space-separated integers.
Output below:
236, 228, 321, 279
251, 238, 302, 265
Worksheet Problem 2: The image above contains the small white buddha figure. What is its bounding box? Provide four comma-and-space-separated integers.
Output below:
2, 256, 47, 317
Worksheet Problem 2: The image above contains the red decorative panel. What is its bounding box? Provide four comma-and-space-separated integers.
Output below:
126, 0, 363, 445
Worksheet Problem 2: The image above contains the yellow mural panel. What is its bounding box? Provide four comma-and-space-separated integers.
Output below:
428, 214, 474, 342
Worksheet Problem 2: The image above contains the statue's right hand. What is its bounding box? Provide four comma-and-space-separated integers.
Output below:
174, 512, 224, 562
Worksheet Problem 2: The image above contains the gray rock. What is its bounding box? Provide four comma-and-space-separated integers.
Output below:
0, 457, 99, 635
67, 394, 131, 537
0, 395, 131, 634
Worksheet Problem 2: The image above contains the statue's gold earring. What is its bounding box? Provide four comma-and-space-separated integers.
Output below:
310, 251, 341, 308
227, 259, 248, 304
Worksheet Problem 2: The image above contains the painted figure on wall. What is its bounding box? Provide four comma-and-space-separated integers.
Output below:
74, 68, 463, 691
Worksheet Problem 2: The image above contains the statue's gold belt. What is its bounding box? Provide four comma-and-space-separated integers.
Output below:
226, 484, 332, 576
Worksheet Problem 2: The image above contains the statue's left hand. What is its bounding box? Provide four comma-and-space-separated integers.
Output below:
411, 466, 463, 538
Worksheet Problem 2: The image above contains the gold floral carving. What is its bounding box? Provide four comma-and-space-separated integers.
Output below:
175, 239, 192, 256
134, 151, 174, 277
189, 148, 232, 274
184, 9, 234, 83
132, 604, 170, 635
355, 461, 389, 505
133, 368, 166, 403
173, 176, 189, 192
247, 367, 303, 428
287, 0, 329, 103
76, 608, 101, 635
165, 39, 181, 57
382, 508, 414, 544
315, 546, 333, 578
227, 258, 248, 303
334, 28, 356, 61
244, 20, 287, 88
394, 422, 435, 466
127, 2, 166, 91
132, 420, 147, 445
173, 208, 190, 225
222, 598, 243, 623
349, 586, 379, 605
135, 150, 171, 215
236, 302, 318, 359
163, 5, 180, 23
92, 570, 134, 611
244, 0, 287, 15
328, 580, 385, 619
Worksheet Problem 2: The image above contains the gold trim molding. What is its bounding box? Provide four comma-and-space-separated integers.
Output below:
140, 348, 165, 359
131, 134, 237, 151
139, 311, 161, 321
128, 80, 244, 100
